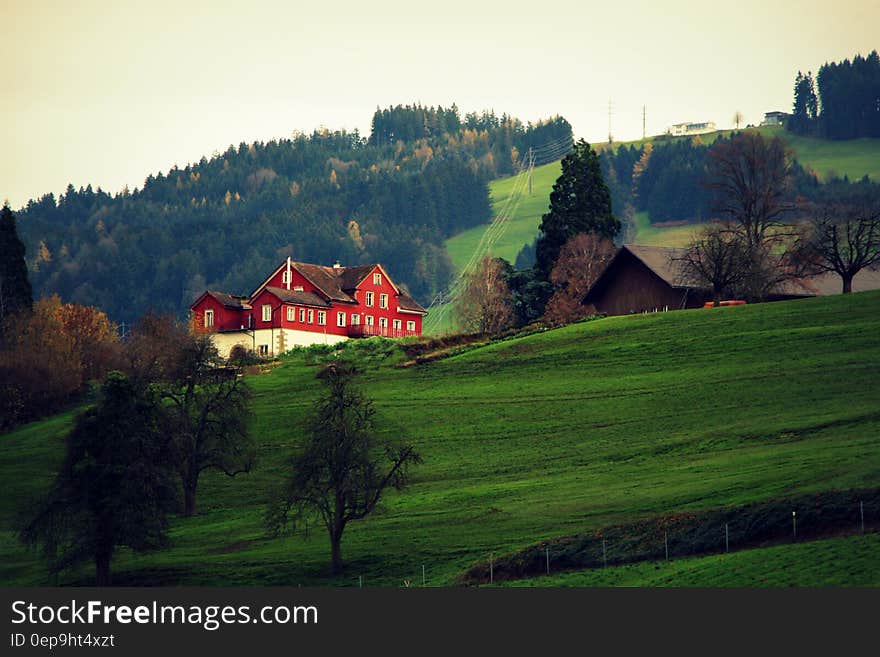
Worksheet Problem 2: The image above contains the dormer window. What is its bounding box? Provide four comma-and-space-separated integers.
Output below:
373, 272, 382, 285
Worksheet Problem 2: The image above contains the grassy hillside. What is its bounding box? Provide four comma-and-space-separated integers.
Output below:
443, 127, 880, 273
501, 534, 880, 587
2, 291, 879, 586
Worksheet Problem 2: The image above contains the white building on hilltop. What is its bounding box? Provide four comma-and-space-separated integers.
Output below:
668, 121, 716, 137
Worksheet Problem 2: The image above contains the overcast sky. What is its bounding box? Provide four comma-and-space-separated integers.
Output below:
2, 0, 877, 208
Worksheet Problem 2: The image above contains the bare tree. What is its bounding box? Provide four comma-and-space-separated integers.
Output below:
454, 256, 515, 334
799, 197, 880, 293
674, 224, 752, 305
544, 232, 616, 325
732, 111, 744, 130
707, 132, 795, 249
265, 363, 420, 575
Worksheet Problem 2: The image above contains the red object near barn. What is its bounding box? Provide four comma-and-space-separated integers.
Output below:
702, 300, 747, 308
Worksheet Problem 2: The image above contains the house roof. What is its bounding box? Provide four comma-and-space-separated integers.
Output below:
398, 292, 428, 315
204, 291, 252, 310
263, 286, 331, 308
589, 244, 880, 299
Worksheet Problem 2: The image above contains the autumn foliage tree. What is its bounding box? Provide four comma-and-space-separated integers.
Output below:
0, 296, 119, 429
543, 233, 616, 325
454, 256, 516, 334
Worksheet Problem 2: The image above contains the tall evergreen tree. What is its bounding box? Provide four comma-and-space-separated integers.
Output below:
0, 203, 33, 330
534, 139, 619, 277
790, 71, 818, 135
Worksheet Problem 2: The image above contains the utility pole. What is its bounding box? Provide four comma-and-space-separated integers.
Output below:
643, 105, 647, 140
528, 147, 534, 195
607, 98, 613, 144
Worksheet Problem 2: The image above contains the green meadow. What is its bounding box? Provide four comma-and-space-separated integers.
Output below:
1, 289, 878, 586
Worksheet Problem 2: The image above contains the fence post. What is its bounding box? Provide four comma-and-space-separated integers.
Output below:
545, 546, 550, 576
358, 575, 362, 588
664, 532, 669, 561
860, 501, 865, 534
725, 523, 729, 553
602, 539, 607, 568
489, 553, 494, 585
422, 564, 426, 587
792, 511, 797, 539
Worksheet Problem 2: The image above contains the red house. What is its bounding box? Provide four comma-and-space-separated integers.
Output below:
190, 258, 427, 357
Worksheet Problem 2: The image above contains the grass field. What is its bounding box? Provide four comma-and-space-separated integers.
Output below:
2, 291, 879, 586
442, 127, 880, 278
501, 534, 880, 587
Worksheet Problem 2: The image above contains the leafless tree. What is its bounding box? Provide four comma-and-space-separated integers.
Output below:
707, 132, 795, 249
454, 256, 515, 334
798, 197, 880, 293
544, 232, 616, 325
732, 111, 744, 130
674, 224, 752, 305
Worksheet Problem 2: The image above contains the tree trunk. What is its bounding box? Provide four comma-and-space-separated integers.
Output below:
95, 552, 112, 587
182, 466, 199, 517
330, 532, 344, 575
842, 273, 853, 294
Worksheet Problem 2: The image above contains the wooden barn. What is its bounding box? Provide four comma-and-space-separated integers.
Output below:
583, 244, 880, 316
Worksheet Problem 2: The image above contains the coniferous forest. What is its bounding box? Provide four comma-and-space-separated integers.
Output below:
15, 106, 572, 324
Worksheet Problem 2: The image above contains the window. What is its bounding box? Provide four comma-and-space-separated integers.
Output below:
282, 269, 291, 284
393, 319, 401, 330
373, 272, 382, 285
337, 312, 346, 327
351, 313, 360, 326
407, 320, 416, 332
365, 291, 374, 307
299, 308, 306, 322
204, 309, 214, 328
379, 317, 388, 329
286, 306, 295, 322
317, 311, 326, 326
307, 309, 314, 324
379, 293, 388, 309
262, 304, 272, 322
366, 315, 374, 326
258, 345, 269, 356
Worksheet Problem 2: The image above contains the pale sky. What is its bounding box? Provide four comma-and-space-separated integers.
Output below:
2, 0, 878, 209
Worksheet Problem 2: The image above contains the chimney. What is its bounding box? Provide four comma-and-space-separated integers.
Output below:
332, 260, 342, 269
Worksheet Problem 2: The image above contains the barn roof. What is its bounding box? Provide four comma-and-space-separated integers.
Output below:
589, 244, 880, 299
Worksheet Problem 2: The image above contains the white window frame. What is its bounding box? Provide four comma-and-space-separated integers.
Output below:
286, 306, 294, 322
379, 317, 388, 329
299, 308, 306, 322
373, 272, 382, 285
379, 293, 388, 309
204, 309, 214, 328
407, 320, 416, 332
393, 319, 401, 330
282, 269, 291, 284
351, 313, 360, 325
258, 344, 269, 356
307, 309, 314, 324
317, 311, 326, 326
337, 311, 346, 327
366, 315, 374, 326
262, 304, 272, 322
365, 291, 374, 307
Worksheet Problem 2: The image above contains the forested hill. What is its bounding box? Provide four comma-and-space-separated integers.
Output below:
15, 106, 572, 324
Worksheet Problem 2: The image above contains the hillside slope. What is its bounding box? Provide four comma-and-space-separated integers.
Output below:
1, 291, 878, 586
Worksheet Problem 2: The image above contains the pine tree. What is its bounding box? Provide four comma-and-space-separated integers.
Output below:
0, 203, 33, 331
534, 139, 619, 277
